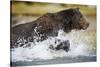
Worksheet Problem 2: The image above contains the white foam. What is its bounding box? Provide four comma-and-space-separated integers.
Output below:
11, 30, 95, 62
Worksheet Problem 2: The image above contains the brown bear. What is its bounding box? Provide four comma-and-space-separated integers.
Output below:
11, 8, 89, 48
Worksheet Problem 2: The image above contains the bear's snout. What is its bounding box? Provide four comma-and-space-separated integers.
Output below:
82, 22, 89, 30
79, 17, 90, 30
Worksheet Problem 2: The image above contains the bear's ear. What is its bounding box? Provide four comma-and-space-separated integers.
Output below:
73, 8, 80, 13
76, 8, 79, 10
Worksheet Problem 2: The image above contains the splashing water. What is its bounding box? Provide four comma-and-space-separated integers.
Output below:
11, 30, 96, 62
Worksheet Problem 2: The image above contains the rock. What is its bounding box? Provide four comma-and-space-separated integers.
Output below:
49, 40, 70, 52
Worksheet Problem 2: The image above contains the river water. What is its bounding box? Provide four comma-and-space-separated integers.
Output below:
10, 15, 96, 66
11, 29, 96, 66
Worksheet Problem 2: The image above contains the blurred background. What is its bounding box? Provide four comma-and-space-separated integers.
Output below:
11, 1, 96, 25
11, 1, 96, 52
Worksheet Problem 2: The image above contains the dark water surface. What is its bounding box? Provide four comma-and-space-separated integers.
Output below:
11, 55, 96, 66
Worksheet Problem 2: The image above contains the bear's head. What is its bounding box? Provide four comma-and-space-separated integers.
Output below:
56, 8, 89, 32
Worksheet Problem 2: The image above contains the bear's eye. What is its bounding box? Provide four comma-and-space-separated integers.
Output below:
80, 15, 83, 18
79, 18, 83, 21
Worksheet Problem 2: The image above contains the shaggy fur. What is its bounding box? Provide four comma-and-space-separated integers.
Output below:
11, 8, 89, 48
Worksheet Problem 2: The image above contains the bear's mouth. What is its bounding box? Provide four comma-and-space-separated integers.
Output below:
81, 23, 89, 30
